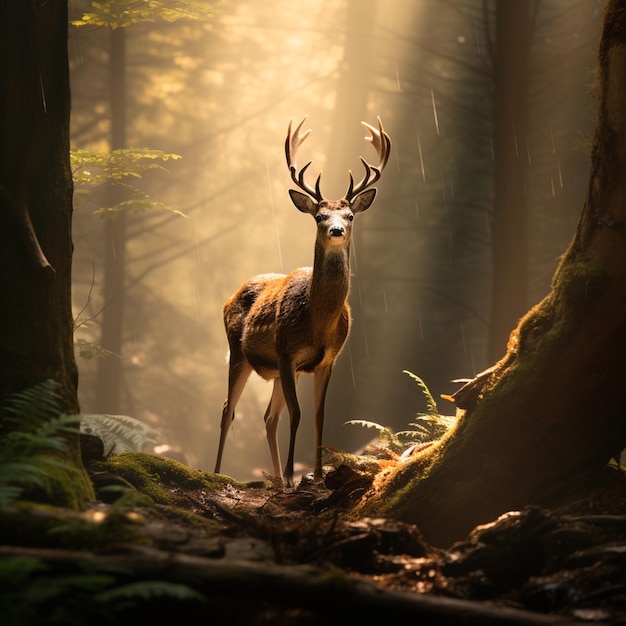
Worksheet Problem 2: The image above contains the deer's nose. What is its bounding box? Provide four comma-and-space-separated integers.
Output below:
329, 226, 345, 237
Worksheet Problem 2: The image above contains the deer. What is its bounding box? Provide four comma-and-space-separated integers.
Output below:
213, 116, 391, 487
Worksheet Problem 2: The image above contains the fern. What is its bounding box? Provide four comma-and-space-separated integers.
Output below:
80, 414, 161, 455
97, 580, 205, 603
2, 380, 64, 429
343, 419, 404, 453
345, 372, 457, 456
0, 381, 81, 505
396, 413, 457, 443
0, 556, 205, 625
402, 369, 439, 415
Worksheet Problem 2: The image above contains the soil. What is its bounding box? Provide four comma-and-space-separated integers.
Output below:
3, 454, 626, 625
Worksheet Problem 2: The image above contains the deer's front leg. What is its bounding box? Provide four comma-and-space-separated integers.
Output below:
278, 355, 300, 487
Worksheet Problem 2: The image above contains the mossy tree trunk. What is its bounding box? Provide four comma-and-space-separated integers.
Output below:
0, 1, 93, 505
357, 0, 626, 547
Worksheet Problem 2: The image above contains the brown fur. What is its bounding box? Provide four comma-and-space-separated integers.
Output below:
214, 117, 390, 486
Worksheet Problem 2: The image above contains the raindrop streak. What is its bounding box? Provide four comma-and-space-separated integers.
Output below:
348, 347, 356, 388
557, 159, 563, 188
395, 62, 402, 92
382, 284, 388, 314
361, 322, 369, 358
445, 215, 454, 260
440, 171, 448, 212
190, 219, 202, 329
266, 161, 283, 271
417, 134, 426, 181
549, 122, 556, 154
431, 88, 439, 135
416, 302, 424, 342
459, 319, 468, 360
351, 240, 364, 309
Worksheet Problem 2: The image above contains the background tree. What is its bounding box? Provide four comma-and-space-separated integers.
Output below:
68, 0, 601, 481
357, 0, 626, 547
0, 0, 92, 504
488, 0, 532, 361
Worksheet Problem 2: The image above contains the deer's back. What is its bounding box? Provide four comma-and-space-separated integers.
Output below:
224, 268, 350, 379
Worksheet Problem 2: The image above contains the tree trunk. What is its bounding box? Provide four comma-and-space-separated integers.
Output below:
488, 0, 531, 362
357, 0, 626, 547
0, 0, 93, 505
96, 26, 127, 414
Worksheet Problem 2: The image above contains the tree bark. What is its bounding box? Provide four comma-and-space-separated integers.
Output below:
0, 0, 93, 504
356, 0, 626, 547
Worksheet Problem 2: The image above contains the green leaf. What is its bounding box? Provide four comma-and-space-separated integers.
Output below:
72, 0, 216, 29
97, 580, 205, 603
93, 199, 187, 220
71, 147, 182, 185
403, 370, 439, 415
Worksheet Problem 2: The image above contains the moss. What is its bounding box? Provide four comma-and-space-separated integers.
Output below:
554, 261, 611, 320
90, 452, 239, 506
314, 567, 353, 590
0, 501, 143, 549
14, 452, 95, 511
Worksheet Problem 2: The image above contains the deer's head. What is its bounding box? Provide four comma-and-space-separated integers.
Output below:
285, 117, 390, 248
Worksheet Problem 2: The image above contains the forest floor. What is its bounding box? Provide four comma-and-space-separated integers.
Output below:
2, 452, 626, 625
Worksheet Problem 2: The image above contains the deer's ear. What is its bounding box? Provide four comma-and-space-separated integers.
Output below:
351, 188, 377, 213
289, 189, 317, 215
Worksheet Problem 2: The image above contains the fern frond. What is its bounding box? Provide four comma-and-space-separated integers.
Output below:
33, 414, 81, 438
344, 419, 390, 435
2, 380, 63, 429
0, 381, 81, 505
344, 419, 403, 452
0, 485, 25, 505
97, 580, 205, 603
81, 414, 161, 455
402, 370, 439, 415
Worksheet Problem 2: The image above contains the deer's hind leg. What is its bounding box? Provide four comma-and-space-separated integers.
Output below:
264, 378, 286, 480
214, 354, 253, 474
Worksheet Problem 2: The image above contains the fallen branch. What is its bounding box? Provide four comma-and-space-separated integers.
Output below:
0, 544, 582, 625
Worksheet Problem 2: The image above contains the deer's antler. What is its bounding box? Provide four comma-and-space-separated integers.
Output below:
345, 116, 391, 201
285, 116, 323, 201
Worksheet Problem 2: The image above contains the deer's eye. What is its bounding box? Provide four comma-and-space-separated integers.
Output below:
316, 214, 328, 223
348, 214, 354, 222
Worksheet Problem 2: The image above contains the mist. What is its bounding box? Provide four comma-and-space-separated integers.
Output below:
68, 0, 601, 481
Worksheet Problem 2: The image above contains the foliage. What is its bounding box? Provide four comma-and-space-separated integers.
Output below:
0, 381, 82, 506
92, 198, 185, 219
0, 555, 205, 626
80, 413, 161, 456
73, 337, 116, 361
71, 147, 181, 186
71, 0, 216, 30
345, 372, 456, 456
71, 147, 186, 220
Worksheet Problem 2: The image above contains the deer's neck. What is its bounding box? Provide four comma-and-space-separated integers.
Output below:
309, 243, 351, 322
